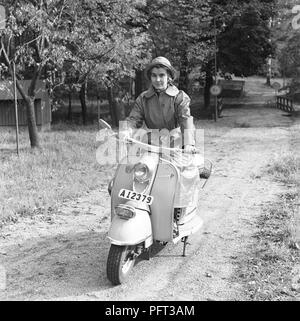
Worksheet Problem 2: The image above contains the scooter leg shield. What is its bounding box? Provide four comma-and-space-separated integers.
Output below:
108, 209, 152, 246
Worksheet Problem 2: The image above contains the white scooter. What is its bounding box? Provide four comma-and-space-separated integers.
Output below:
98, 120, 212, 285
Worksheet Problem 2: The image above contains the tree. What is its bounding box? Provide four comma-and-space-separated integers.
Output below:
277, 33, 300, 96
139, 0, 212, 93
54, 0, 151, 126
273, 0, 300, 91
215, 0, 276, 77
0, 0, 150, 147
1, 0, 80, 147
130, 0, 275, 107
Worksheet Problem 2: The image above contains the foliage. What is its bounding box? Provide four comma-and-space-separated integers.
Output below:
0, 0, 278, 87
132, 0, 212, 79
216, 0, 276, 76
1, 1, 150, 87
277, 34, 300, 77
273, 0, 300, 94
0, 0, 152, 145
57, 0, 151, 89
0, 0, 282, 129
275, 1, 300, 73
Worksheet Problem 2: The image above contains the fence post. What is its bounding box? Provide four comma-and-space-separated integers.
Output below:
276, 96, 294, 112
217, 97, 223, 117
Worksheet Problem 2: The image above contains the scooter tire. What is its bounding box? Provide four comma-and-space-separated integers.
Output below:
106, 244, 135, 285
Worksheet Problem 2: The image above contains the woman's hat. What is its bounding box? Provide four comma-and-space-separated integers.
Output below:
145, 56, 177, 80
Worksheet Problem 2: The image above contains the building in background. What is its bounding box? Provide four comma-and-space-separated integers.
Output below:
0, 80, 51, 130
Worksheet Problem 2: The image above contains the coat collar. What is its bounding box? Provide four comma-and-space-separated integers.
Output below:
144, 85, 179, 98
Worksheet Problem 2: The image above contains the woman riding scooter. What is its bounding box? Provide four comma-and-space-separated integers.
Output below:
105, 57, 211, 285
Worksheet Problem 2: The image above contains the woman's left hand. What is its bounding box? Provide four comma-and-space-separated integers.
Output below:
184, 144, 196, 154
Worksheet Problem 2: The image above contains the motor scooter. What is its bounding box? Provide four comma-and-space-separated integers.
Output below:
98, 120, 212, 285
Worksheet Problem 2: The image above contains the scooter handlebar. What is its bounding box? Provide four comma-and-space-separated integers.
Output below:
122, 137, 202, 155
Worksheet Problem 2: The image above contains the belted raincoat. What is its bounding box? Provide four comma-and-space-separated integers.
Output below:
126, 85, 195, 146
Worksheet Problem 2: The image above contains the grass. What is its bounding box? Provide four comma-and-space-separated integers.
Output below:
265, 152, 300, 185
0, 124, 115, 225
235, 197, 299, 300
234, 151, 300, 300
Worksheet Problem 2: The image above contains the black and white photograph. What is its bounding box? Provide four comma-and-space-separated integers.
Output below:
0, 0, 299, 308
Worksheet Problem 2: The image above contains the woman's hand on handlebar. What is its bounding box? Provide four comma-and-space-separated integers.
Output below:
184, 144, 197, 154
118, 129, 132, 140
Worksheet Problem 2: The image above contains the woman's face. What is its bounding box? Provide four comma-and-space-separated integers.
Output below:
150, 67, 169, 91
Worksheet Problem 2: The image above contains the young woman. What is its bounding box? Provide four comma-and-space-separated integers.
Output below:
125, 56, 196, 153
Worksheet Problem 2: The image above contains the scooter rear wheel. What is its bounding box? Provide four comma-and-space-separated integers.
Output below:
106, 244, 135, 285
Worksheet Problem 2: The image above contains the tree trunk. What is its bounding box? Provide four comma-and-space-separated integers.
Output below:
15, 79, 40, 148
67, 91, 72, 121
178, 51, 189, 93
134, 69, 143, 99
115, 98, 126, 121
204, 61, 213, 109
107, 87, 118, 127
266, 57, 272, 86
25, 97, 40, 148
79, 81, 87, 125
3, 44, 41, 148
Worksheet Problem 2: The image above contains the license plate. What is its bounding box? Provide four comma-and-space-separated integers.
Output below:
118, 189, 154, 205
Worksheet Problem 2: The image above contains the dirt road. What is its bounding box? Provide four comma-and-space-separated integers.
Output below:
0, 78, 297, 301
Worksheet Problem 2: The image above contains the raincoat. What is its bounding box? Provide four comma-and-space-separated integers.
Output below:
126, 85, 195, 146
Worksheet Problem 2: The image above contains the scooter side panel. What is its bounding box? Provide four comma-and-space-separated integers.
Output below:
108, 209, 152, 246
150, 162, 178, 242
111, 163, 134, 218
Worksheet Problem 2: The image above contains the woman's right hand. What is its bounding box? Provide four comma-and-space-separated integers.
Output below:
118, 128, 132, 140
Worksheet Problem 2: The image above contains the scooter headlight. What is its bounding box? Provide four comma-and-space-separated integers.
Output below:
134, 163, 149, 183
115, 204, 136, 219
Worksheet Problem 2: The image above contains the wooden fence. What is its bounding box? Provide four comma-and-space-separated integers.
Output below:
276, 96, 294, 113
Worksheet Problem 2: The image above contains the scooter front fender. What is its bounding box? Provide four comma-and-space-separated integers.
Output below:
108, 209, 152, 246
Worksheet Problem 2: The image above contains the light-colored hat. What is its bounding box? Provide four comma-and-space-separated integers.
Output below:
145, 56, 177, 80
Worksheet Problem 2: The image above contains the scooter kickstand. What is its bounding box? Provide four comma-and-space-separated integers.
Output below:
146, 246, 151, 261
182, 236, 190, 257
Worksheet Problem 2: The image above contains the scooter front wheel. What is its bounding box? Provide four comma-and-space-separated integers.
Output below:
106, 244, 136, 285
